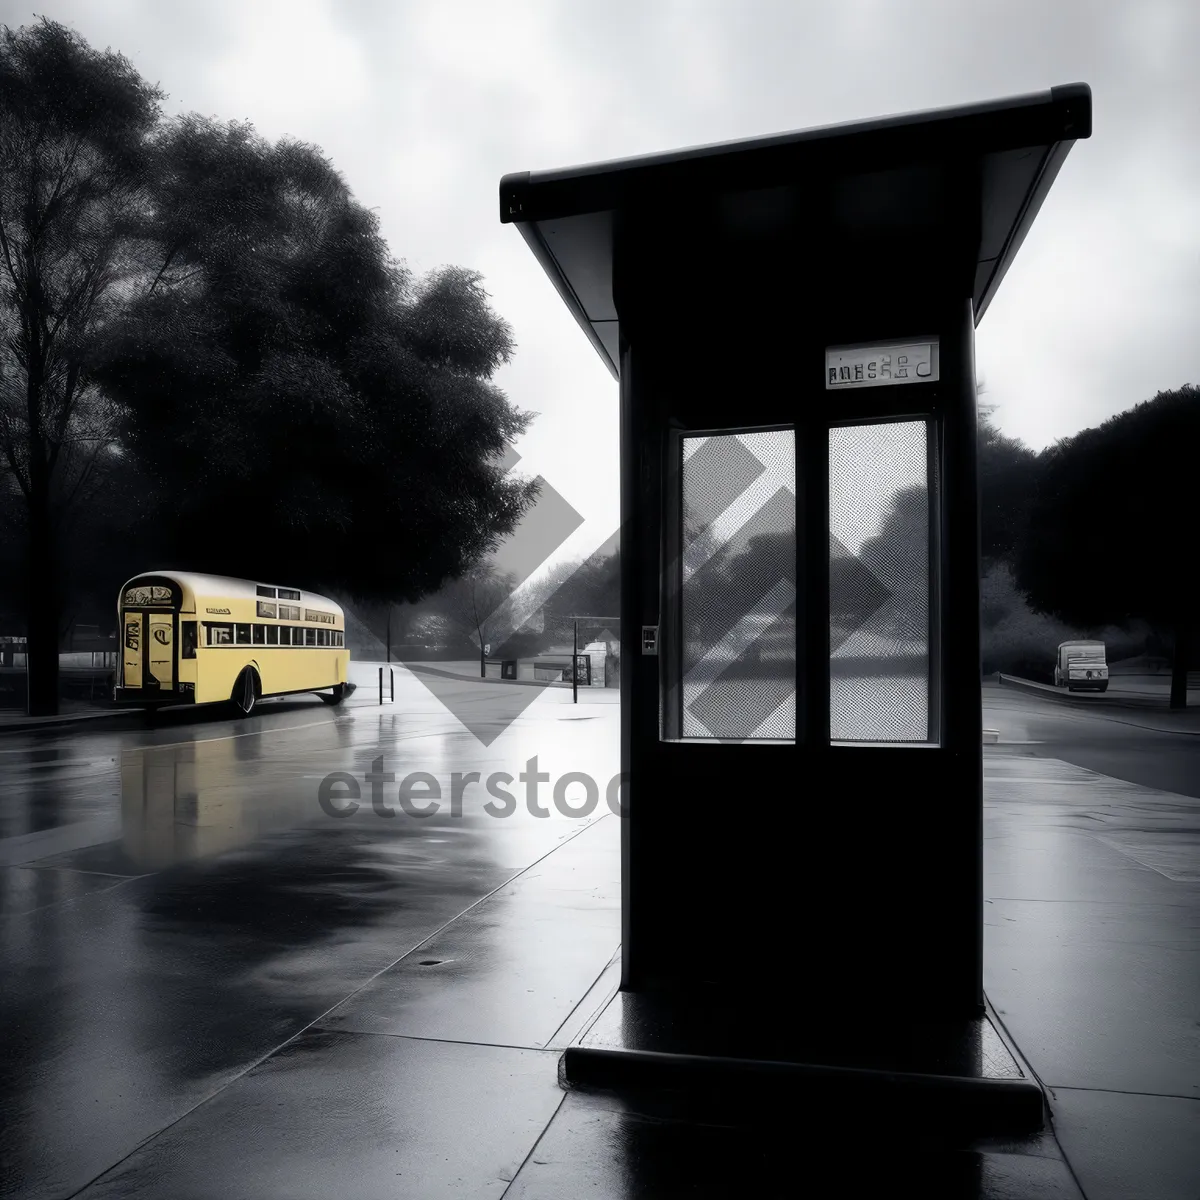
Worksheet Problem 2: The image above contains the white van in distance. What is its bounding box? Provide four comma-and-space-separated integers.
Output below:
1054, 641, 1109, 692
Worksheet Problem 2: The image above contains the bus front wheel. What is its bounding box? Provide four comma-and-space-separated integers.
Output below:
319, 684, 347, 706
232, 669, 260, 718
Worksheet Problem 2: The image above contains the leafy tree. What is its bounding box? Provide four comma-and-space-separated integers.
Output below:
978, 405, 1039, 567
89, 113, 538, 607
0, 19, 163, 713
1016, 385, 1199, 707
979, 561, 1147, 680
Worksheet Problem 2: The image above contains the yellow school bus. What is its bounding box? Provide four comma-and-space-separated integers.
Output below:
114, 571, 350, 716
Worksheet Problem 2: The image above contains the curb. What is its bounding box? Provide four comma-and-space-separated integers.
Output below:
982, 993, 1050, 1127
996, 673, 1185, 712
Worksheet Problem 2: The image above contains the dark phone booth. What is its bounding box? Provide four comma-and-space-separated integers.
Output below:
500, 84, 1090, 1127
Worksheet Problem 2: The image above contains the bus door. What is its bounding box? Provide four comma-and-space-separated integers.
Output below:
123, 612, 144, 689
147, 612, 175, 690
122, 610, 175, 690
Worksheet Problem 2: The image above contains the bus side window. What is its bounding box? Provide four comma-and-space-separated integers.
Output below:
182, 622, 197, 659
306, 628, 316, 647
252, 624, 265, 645
318, 628, 328, 647
266, 625, 279, 645
208, 624, 233, 646
235, 624, 251, 644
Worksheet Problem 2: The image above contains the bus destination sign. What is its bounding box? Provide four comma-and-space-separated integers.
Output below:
825, 340, 938, 389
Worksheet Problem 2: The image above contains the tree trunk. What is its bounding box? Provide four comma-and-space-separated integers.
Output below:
25, 489, 61, 717
479, 646, 485, 678
1169, 619, 1191, 710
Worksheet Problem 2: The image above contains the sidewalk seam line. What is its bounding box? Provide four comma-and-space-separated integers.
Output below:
497, 1093, 570, 1199
1046, 1085, 1200, 1101
304, 1030, 565, 1053
544, 944, 623, 1048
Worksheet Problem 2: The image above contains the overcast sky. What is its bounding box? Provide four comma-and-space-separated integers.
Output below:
17, 0, 1198, 568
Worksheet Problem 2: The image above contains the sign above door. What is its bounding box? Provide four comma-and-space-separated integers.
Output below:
825, 339, 939, 390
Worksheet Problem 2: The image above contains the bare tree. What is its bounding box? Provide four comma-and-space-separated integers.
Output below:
408, 563, 514, 676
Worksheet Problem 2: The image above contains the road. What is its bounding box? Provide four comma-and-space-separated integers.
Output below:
983, 679, 1200, 798
0, 671, 1195, 1198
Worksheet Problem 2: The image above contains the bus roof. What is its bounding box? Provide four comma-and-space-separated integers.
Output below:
1058, 640, 1104, 649
120, 571, 344, 616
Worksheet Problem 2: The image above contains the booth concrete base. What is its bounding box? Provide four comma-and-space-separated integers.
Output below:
561, 988, 1044, 1135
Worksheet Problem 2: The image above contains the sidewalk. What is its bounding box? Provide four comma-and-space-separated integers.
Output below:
46, 758, 1195, 1198
980, 752, 1199, 1199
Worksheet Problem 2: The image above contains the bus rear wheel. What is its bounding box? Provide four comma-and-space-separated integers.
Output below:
232, 669, 260, 718
319, 684, 347, 706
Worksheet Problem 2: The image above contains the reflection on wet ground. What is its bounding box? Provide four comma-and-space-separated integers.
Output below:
1, 676, 1196, 1197
0, 672, 621, 1199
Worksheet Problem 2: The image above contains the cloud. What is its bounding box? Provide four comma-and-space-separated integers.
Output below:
204, 0, 372, 127
21, 0, 1200, 527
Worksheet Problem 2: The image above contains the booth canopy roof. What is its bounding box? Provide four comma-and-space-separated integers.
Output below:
500, 83, 1091, 381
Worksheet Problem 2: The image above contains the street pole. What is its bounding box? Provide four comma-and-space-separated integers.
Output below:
573, 619, 578, 705
386, 610, 391, 664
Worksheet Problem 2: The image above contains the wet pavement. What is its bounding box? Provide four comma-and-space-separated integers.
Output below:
0, 668, 1196, 1197
1, 663, 621, 1199
983, 679, 1200, 799
982, 747, 1200, 1200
